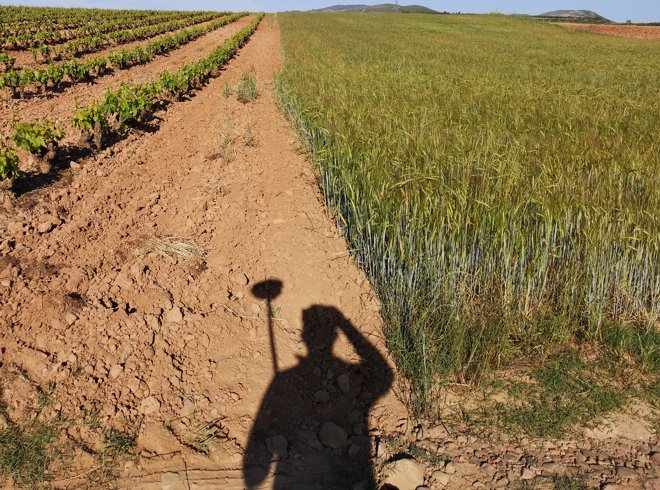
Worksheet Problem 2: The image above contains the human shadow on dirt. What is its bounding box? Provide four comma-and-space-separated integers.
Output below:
243, 279, 393, 489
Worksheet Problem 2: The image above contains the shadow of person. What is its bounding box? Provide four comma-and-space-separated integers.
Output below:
243, 304, 394, 489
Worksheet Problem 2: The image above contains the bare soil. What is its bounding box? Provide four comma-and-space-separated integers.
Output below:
0, 18, 658, 490
561, 23, 660, 39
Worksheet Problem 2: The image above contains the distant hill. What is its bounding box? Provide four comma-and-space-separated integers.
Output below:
314, 4, 440, 14
535, 9, 611, 23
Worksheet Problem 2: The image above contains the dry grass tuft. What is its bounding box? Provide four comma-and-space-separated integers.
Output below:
135, 236, 207, 260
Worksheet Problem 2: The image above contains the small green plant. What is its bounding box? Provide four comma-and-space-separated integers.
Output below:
62, 59, 89, 82
0, 144, 19, 181
244, 122, 258, 146
12, 119, 64, 161
219, 129, 236, 163
39, 45, 51, 63
33, 69, 48, 94
37, 391, 52, 409
185, 419, 229, 455
0, 419, 60, 486
96, 426, 139, 475
0, 70, 20, 98
72, 103, 108, 150
103, 428, 137, 456
236, 68, 257, 103
0, 52, 16, 72
552, 475, 589, 490
222, 81, 232, 98
82, 409, 101, 431
46, 64, 64, 89
30, 47, 39, 64
477, 352, 629, 437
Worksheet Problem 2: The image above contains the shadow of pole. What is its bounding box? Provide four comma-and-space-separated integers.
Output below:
244, 279, 393, 489
252, 279, 283, 374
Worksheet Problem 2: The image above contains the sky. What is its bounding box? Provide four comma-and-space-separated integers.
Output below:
1, 0, 659, 23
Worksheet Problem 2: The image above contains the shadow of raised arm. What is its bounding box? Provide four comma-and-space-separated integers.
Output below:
336, 310, 394, 394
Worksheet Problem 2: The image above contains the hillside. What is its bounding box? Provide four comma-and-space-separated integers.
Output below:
535, 9, 611, 23
314, 4, 439, 14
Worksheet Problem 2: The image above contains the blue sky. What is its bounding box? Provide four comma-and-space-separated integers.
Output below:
2, 1, 659, 23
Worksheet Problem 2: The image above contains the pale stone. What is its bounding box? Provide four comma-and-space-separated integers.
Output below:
381, 458, 425, 490
140, 396, 160, 415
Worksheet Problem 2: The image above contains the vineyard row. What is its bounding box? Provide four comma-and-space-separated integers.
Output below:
0, 14, 264, 182
0, 13, 247, 99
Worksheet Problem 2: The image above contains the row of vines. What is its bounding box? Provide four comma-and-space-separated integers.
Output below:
0, 13, 248, 99
0, 7, 226, 50
0, 14, 264, 186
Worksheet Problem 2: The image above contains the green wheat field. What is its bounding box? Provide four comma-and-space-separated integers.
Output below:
277, 13, 660, 412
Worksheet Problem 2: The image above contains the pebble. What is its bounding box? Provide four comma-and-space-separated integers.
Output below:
108, 365, 123, 379
521, 468, 535, 480
318, 422, 348, 450
432, 470, 450, 487
616, 467, 638, 478
127, 377, 140, 393
36, 221, 54, 234
165, 306, 183, 324
315, 390, 329, 402
480, 462, 497, 477
179, 399, 195, 418
445, 461, 457, 474
381, 458, 425, 490
541, 462, 565, 475
139, 396, 161, 415
161, 472, 181, 489
231, 271, 249, 286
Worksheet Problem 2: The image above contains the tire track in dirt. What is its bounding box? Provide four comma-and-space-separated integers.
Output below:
0, 15, 254, 145
0, 18, 406, 488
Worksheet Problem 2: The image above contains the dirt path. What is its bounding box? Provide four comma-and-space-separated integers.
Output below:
0, 19, 406, 489
1, 17, 658, 490
0, 15, 254, 145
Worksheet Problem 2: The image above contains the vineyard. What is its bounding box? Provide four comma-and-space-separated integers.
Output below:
0, 9, 262, 187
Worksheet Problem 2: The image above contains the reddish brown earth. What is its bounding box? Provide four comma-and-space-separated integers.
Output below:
561, 23, 660, 39
0, 17, 658, 490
